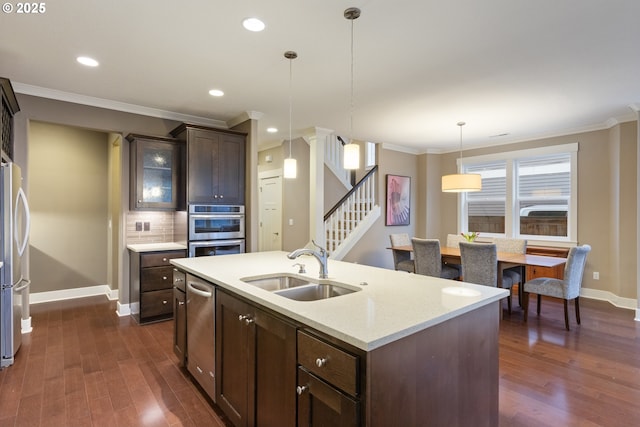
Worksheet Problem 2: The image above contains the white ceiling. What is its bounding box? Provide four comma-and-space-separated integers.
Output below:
1, 0, 639, 152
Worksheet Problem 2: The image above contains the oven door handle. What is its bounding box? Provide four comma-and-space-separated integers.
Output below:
190, 214, 244, 219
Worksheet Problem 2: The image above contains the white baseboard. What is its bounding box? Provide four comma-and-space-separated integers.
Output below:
116, 301, 131, 317
21, 317, 32, 334
30, 284, 117, 305
580, 288, 638, 320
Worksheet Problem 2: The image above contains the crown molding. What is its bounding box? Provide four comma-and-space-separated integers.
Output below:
380, 142, 422, 155
228, 110, 264, 127
12, 82, 227, 128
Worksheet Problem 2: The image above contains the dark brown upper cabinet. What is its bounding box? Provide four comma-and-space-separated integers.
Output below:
127, 134, 184, 211
171, 124, 246, 205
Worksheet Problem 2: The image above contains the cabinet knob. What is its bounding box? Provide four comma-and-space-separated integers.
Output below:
296, 385, 308, 395
214, 195, 218, 199
162, 300, 168, 305
163, 276, 168, 280
178, 301, 185, 306
315, 358, 327, 368
138, 200, 142, 203
219, 195, 224, 199
162, 257, 168, 262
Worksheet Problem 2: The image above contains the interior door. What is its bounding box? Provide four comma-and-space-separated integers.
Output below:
259, 174, 282, 251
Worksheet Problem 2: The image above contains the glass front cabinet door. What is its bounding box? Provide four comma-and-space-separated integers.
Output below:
128, 134, 183, 210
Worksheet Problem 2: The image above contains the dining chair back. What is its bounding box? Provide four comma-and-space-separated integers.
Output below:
411, 238, 460, 279
495, 238, 527, 313
459, 242, 498, 287
389, 233, 414, 273
523, 244, 591, 330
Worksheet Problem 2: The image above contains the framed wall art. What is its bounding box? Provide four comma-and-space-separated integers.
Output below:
385, 174, 411, 226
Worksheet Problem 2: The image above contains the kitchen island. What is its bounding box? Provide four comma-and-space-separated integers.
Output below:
172, 251, 508, 427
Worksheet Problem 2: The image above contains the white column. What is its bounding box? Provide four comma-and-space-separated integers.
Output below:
304, 127, 333, 248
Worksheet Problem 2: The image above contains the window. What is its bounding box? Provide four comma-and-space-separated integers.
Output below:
460, 144, 577, 244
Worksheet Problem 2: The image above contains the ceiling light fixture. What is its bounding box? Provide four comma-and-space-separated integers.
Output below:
242, 17, 265, 32
267, 127, 278, 133
76, 56, 99, 67
208, 89, 224, 97
283, 50, 298, 179
441, 122, 482, 192
343, 7, 361, 170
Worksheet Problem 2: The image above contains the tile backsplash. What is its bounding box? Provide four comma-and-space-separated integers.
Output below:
126, 211, 185, 244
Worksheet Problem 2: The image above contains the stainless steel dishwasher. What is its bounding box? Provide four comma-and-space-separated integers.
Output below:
186, 274, 216, 401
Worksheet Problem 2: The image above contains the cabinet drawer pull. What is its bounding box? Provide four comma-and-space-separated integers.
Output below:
238, 314, 254, 325
315, 358, 327, 368
296, 385, 308, 395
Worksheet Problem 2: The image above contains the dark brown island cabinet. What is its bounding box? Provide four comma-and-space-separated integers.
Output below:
129, 249, 186, 324
170, 123, 246, 205
193, 285, 498, 427
127, 133, 183, 211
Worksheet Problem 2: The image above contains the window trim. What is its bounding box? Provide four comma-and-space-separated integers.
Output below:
457, 143, 578, 246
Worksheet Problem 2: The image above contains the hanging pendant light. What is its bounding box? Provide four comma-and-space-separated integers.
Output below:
283, 51, 298, 179
441, 122, 482, 192
343, 7, 361, 170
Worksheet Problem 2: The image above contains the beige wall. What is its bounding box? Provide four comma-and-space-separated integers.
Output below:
28, 121, 109, 292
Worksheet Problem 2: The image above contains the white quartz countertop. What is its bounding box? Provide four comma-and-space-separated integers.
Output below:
127, 242, 187, 252
171, 251, 509, 351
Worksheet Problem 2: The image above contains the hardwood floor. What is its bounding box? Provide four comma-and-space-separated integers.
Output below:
0, 294, 638, 426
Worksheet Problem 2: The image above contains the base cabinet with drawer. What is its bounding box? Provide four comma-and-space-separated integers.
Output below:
129, 249, 186, 324
216, 290, 297, 427
296, 331, 360, 427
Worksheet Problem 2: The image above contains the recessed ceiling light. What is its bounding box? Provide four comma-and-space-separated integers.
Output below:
208, 89, 224, 97
77, 56, 99, 67
267, 127, 278, 133
242, 17, 265, 32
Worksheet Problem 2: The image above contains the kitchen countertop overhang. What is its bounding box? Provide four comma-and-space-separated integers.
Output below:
171, 251, 508, 351
127, 242, 188, 252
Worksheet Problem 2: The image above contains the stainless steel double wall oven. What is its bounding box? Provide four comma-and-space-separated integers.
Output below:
188, 204, 245, 257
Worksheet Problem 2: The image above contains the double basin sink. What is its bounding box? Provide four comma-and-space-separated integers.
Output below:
240, 273, 360, 302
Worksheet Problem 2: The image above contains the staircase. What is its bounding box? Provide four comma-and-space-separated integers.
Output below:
324, 165, 380, 260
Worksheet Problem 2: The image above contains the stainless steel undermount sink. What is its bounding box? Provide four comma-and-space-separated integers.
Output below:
241, 273, 360, 301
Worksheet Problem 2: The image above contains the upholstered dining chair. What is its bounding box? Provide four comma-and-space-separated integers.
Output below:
459, 242, 499, 287
495, 237, 527, 313
411, 238, 460, 279
389, 233, 414, 273
523, 244, 591, 331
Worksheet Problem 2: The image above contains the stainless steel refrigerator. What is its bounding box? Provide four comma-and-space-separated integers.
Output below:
1, 162, 30, 368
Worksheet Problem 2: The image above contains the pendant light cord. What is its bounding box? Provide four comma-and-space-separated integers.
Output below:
289, 56, 293, 158
458, 121, 465, 169
350, 15, 354, 142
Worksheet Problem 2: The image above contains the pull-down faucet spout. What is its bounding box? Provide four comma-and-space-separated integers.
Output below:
287, 241, 329, 279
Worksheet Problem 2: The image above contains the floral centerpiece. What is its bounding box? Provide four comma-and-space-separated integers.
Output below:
461, 232, 479, 242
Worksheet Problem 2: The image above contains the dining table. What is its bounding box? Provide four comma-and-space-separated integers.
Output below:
389, 244, 568, 303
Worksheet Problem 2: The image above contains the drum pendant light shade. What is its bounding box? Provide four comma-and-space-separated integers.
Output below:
441, 173, 482, 192
283, 157, 297, 179
343, 143, 359, 170
441, 121, 482, 192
